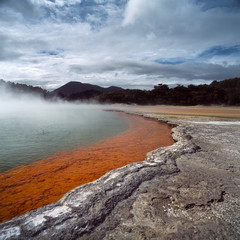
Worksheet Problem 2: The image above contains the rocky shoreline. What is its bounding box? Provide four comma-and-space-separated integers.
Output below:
0, 112, 240, 240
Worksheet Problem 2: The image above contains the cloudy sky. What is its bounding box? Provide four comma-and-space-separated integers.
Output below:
0, 0, 240, 90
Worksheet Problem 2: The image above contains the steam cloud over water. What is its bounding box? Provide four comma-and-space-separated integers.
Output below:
0, 90, 128, 172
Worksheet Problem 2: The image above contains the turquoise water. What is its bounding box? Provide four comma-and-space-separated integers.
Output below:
0, 101, 128, 172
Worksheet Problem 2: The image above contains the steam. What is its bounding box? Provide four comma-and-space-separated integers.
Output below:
0, 85, 100, 117
0, 86, 128, 172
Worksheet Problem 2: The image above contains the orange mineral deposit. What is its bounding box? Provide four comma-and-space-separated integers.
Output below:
0, 113, 174, 223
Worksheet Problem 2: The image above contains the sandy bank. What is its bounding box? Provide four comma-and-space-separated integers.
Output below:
114, 104, 240, 121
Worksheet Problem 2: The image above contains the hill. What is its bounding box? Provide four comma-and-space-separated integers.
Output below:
54, 81, 123, 100
1, 78, 239, 105
0, 79, 50, 99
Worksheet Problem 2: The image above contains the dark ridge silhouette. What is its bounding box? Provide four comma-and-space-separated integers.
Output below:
97, 78, 240, 106
67, 90, 102, 101
0, 79, 51, 99
0, 78, 239, 105
54, 81, 123, 97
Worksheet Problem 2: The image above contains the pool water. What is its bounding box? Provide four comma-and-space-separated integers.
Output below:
0, 102, 128, 172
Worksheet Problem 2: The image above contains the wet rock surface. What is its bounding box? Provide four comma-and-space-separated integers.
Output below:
0, 115, 240, 240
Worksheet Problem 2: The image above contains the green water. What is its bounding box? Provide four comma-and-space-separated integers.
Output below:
0, 102, 128, 172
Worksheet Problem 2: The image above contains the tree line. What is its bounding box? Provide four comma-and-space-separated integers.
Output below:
96, 78, 240, 106
1, 78, 240, 106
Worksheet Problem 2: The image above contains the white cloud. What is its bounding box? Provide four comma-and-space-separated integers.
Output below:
0, 0, 239, 89
122, 0, 240, 48
32, 0, 82, 7
122, 0, 142, 26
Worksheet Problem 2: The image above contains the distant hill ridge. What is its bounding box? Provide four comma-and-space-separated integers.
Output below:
1, 78, 240, 105
54, 81, 123, 97
0, 79, 48, 98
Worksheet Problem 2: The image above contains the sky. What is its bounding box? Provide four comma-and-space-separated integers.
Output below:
0, 0, 240, 90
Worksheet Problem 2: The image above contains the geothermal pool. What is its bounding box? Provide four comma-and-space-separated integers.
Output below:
0, 102, 128, 172
0, 100, 174, 223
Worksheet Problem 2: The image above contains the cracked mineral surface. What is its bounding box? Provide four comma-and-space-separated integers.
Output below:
0, 112, 239, 240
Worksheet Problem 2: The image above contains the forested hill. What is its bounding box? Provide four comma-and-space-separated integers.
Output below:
54, 81, 122, 96
0, 78, 239, 106
0, 79, 50, 99
97, 78, 240, 106
53, 81, 123, 101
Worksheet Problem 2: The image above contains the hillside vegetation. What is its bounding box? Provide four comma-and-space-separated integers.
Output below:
0, 78, 239, 106
54, 81, 123, 100
0, 79, 50, 99
97, 78, 240, 106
